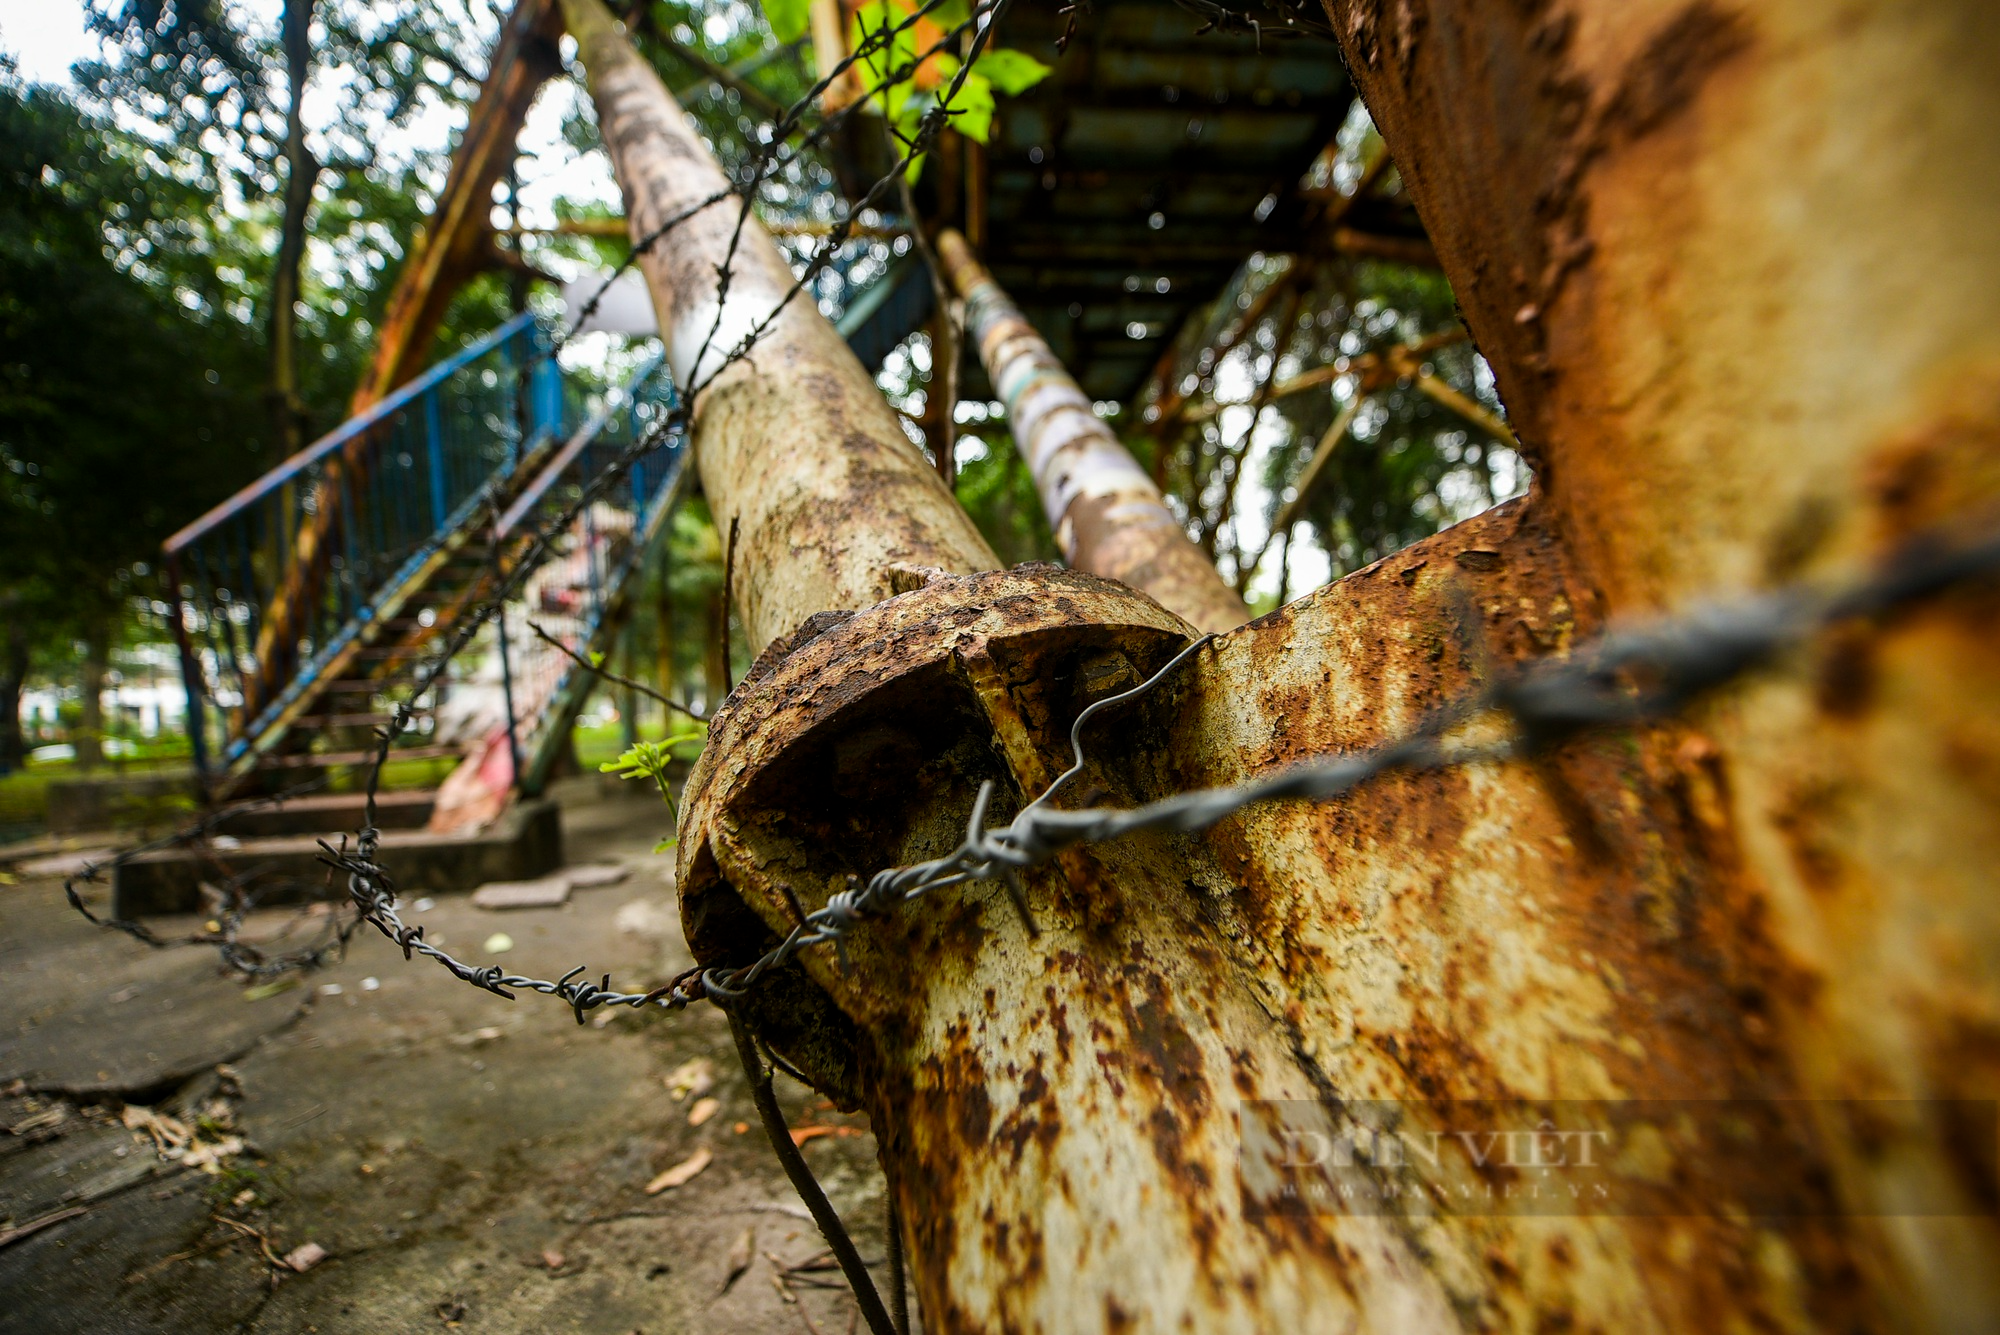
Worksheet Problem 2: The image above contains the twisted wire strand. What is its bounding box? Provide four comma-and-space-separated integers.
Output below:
334, 524, 2000, 1018
76, 525, 2000, 1018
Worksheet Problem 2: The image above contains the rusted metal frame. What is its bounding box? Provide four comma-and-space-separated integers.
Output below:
355, 0, 564, 411
963, 138, 988, 252
1178, 325, 1468, 425
1200, 282, 1304, 564
1132, 136, 1391, 436
883, 89, 960, 488
163, 314, 540, 554
1325, 223, 1440, 268
245, 2, 560, 730
218, 424, 571, 784
1412, 368, 1513, 444
1239, 389, 1363, 593
939, 229, 1250, 632
189, 316, 546, 759
1139, 336, 1189, 488
913, 306, 962, 486
507, 217, 912, 240
1307, 139, 1392, 231
1143, 256, 1306, 436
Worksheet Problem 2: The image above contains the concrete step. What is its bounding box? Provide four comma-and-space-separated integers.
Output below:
290, 709, 433, 730
213, 789, 436, 838
111, 797, 562, 917
253, 745, 458, 768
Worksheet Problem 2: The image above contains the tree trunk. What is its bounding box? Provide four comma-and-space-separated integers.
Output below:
579, 0, 2000, 1331
939, 230, 1249, 633
268, 0, 318, 464
75, 618, 108, 771
0, 612, 28, 773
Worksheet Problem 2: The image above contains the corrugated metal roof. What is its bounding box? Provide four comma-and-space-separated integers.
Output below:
977, 0, 1353, 400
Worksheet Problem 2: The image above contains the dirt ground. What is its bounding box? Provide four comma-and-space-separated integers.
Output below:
0, 779, 898, 1334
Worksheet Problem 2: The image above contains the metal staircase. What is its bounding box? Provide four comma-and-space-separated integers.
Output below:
160, 314, 683, 799
162, 258, 932, 806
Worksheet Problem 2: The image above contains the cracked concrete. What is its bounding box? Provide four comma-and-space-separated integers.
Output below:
0, 779, 900, 1334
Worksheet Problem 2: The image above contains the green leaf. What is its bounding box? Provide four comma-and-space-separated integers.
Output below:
949, 71, 995, 144
761, 0, 812, 44
975, 48, 1051, 97
930, 0, 972, 26
851, 0, 920, 120
653, 837, 679, 853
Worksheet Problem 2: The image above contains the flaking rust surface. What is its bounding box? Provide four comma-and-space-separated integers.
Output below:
593, 0, 2000, 1323
673, 503, 1927, 1332
1322, 1, 2000, 1329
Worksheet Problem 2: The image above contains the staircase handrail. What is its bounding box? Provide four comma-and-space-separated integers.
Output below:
495, 349, 668, 539
163, 311, 540, 556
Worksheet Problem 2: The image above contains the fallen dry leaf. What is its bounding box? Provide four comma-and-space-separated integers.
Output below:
719, 1224, 754, 1294
687, 1097, 720, 1127
644, 1146, 713, 1194
664, 1057, 715, 1102
787, 1125, 863, 1147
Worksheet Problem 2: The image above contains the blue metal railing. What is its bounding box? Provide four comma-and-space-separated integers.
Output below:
163, 314, 566, 776
496, 353, 689, 792
162, 242, 933, 791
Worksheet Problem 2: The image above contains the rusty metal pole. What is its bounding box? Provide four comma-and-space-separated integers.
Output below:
559, 0, 996, 653
938, 230, 1250, 633
575, 1, 2000, 1332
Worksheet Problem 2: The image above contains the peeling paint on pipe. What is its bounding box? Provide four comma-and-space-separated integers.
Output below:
560, 0, 996, 653
939, 229, 1250, 632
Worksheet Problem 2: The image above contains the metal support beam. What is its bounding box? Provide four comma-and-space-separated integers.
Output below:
558, 0, 995, 650
939, 229, 1249, 632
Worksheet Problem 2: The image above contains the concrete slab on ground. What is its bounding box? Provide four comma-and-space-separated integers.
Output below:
0, 884, 309, 1100
471, 877, 572, 910
110, 796, 564, 917
0, 780, 899, 1335
214, 789, 435, 838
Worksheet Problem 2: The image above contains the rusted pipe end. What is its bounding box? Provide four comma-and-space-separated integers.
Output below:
674, 566, 1196, 1099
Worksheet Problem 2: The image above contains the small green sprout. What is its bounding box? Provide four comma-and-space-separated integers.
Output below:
600, 718, 710, 851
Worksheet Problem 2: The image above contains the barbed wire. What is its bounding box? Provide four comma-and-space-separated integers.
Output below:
60, 778, 367, 979
62, 0, 1022, 1008
87, 520, 1994, 1025
690, 522, 2000, 1003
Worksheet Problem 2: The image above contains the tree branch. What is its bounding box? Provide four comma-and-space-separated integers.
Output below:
527, 620, 707, 723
